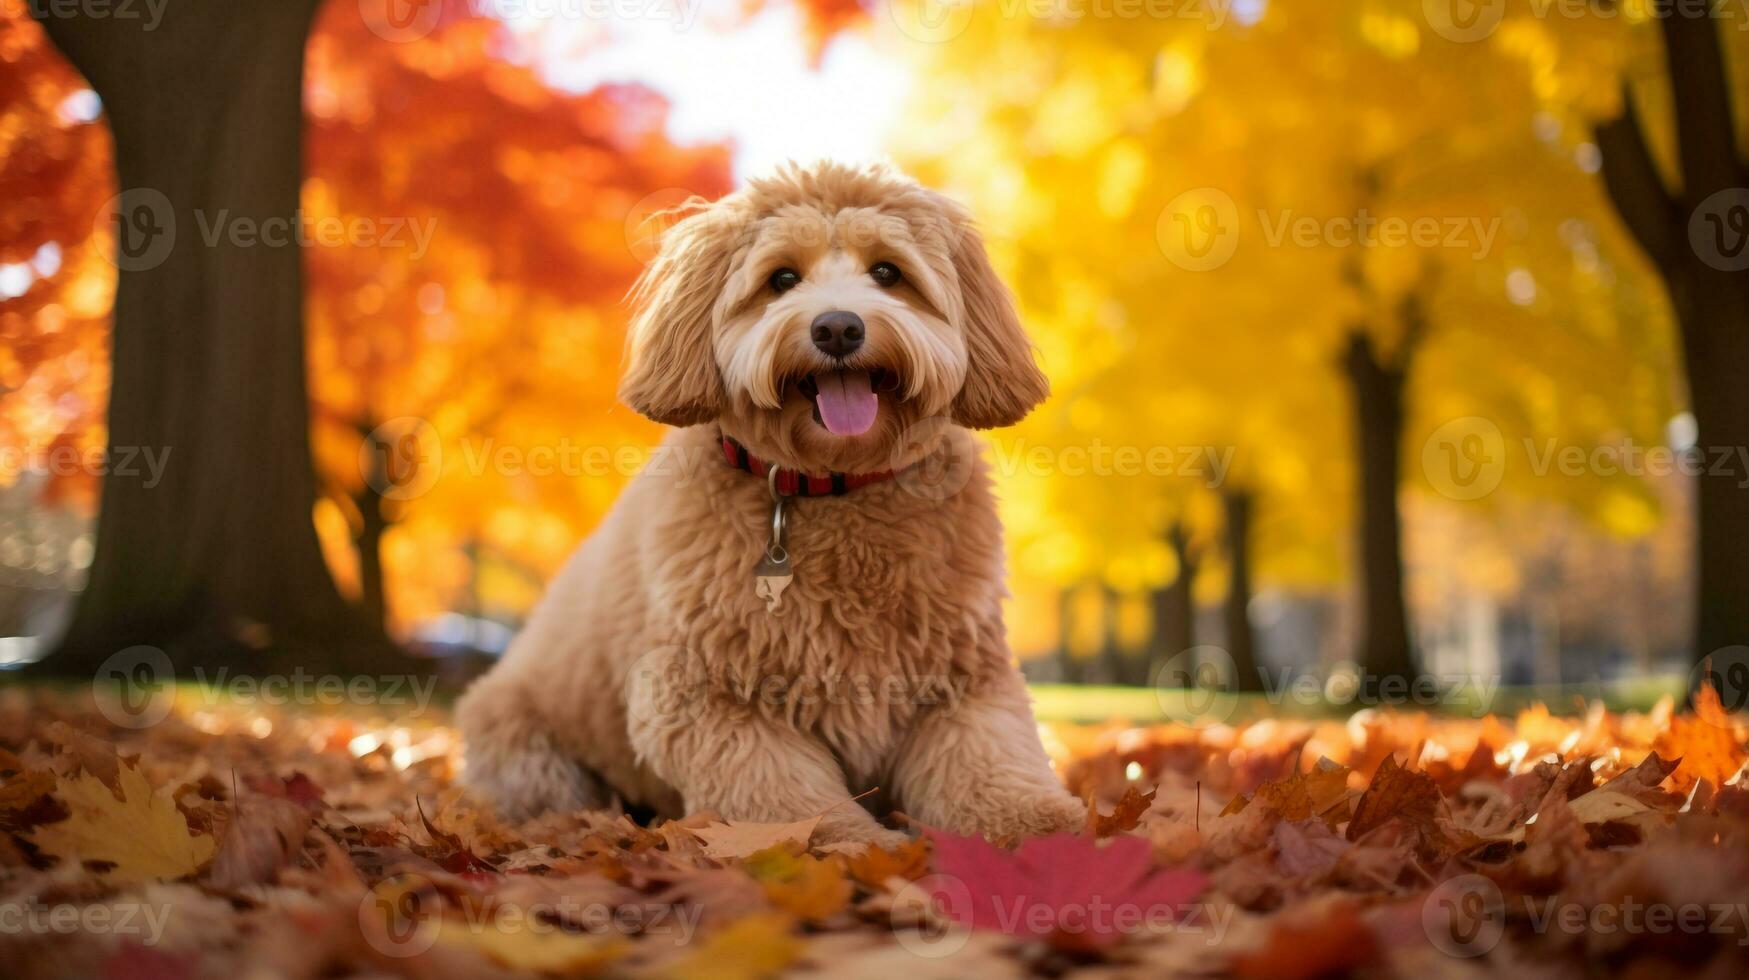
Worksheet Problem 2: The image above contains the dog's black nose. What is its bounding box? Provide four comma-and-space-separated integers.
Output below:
810, 311, 865, 358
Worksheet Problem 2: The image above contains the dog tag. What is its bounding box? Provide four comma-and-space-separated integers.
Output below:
754, 546, 792, 611
754, 484, 793, 612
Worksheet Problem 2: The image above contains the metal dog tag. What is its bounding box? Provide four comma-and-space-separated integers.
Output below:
754, 473, 793, 612
754, 546, 792, 611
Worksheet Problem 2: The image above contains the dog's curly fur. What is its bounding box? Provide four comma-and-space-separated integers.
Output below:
457, 162, 1084, 844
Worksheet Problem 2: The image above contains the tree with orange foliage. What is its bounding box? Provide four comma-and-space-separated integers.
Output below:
300, 3, 730, 630
0, 12, 112, 511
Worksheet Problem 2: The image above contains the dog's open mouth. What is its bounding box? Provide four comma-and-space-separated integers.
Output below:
797, 369, 897, 437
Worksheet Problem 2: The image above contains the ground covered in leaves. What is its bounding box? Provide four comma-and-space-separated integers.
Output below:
1, 685, 1747, 979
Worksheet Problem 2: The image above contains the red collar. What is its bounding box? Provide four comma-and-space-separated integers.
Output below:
719, 434, 896, 497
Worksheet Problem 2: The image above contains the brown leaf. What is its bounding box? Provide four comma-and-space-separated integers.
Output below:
1084, 785, 1155, 837
0, 767, 59, 832
206, 792, 313, 890
1255, 757, 1351, 825
1272, 818, 1348, 878
1346, 756, 1438, 842
415, 798, 495, 874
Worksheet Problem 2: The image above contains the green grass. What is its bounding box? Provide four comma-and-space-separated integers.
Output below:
1026, 674, 1690, 724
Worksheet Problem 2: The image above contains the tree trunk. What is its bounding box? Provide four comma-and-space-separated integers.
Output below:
1595, 9, 1749, 665
1150, 522, 1197, 670
33, 1, 401, 676
1055, 587, 1082, 684
354, 486, 390, 631
1344, 332, 1417, 683
1221, 491, 1264, 692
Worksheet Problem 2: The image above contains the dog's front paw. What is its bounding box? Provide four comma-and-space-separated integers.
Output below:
932, 791, 1087, 841
1013, 792, 1088, 838
810, 809, 913, 852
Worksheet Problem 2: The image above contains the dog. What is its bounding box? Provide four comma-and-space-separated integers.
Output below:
456, 162, 1086, 845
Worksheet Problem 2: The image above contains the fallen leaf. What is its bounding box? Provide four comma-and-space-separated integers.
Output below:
1654, 685, 1746, 792
415, 798, 495, 874
1084, 786, 1155, 837
688, 815, 823, 861
845, 837, 930, 889
1231, 899, 1378, 980
44, 722, 122, 790
29, 762, 215, 882
206, 792, 313, 890
926, 831, 1207, 952
1253, 758, 1350, 825
1272, 819, 1349, 878
1346, 756, 1438, 842
0, 766, 58, 831
744, 845, 851, 922
660, 913, 799, 980
436, 918, 627, 973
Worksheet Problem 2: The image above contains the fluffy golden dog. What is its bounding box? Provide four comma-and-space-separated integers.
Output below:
457, 162, 1084, 844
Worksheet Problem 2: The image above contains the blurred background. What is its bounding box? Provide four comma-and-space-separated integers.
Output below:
3, 0, 1746, 711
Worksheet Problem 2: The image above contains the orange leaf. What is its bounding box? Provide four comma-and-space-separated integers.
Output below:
1654, 685, 1745, 792
1232, 900, 1379, 980
845, 837, 930, 888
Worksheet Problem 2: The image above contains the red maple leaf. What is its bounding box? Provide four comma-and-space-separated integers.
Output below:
924, 831, 1207, 951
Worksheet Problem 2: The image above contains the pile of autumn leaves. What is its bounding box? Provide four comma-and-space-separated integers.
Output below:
0, 686, 1747, 979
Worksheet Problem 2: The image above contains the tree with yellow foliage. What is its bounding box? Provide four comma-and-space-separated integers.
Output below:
886, 0, 1680, 681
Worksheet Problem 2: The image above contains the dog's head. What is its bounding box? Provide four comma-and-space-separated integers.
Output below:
620, 162, 1048, 474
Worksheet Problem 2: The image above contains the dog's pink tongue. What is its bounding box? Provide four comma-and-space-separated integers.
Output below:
815, 370, 878, 436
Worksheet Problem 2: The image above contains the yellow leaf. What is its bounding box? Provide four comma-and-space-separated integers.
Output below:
437, 920, 625, 974
663, 913, 799, 980
29, 763, 214, 883
744, 846, 851, 922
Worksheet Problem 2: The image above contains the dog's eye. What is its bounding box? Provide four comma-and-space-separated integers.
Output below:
769, 268, 802, 293
869, 262, 901, 287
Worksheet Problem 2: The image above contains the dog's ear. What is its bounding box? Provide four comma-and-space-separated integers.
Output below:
947, 219, 1049, 429
620, 204, 740, 427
